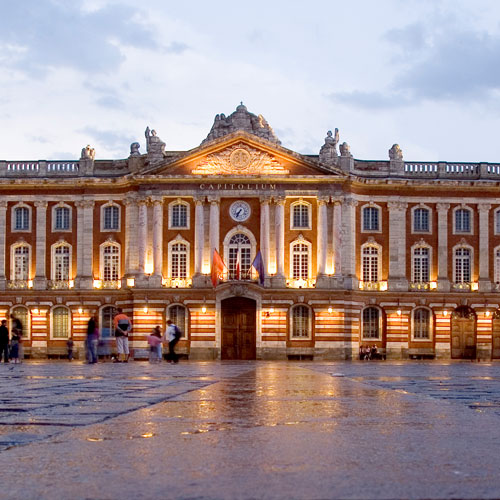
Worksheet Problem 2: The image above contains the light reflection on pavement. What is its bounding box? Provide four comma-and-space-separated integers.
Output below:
1, 361, 500, 499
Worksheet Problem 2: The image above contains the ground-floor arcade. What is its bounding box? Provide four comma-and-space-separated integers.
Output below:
3, 285, 500, 361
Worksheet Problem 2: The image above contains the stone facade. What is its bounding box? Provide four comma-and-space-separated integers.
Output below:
1, 104, 500, 361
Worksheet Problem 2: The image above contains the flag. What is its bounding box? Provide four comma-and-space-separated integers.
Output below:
235, 248, 241, 280
251, 251, 265, 285
211, 249, 226, 288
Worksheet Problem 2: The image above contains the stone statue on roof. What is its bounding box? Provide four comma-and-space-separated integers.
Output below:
145, 126, 165, 158
202, 103, 281, 145
319, 129, 339, 166
80, 145, 95, 161
339, 142, 352, 158
389, 144, 403, 161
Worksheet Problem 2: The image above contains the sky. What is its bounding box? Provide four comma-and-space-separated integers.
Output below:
2, 0, 500, 163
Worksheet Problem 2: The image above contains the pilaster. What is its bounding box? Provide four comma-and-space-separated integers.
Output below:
272, 197, 286, 287
387, 200, 409, 291
151, 197, 164, 288
193, 197, 208, 287
315, 197, 331, 288
260, 197, 271, 286
437, 203, 450, 291
478, 203, 492, 291
0, 201, 7, 290
341, 196, 358, 289
33, 200, 48, 290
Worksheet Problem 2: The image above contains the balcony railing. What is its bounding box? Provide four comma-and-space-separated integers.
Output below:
7, 280, 31, 289
409, 282, 430, 291
101, 280, 121, 289
358, 281, 388, 291
452, 282, 473, 291
162, 277, 192, 288
286, 278, 316, 289
47, 280, 73, 290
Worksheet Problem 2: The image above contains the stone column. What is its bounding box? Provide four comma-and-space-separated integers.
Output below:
315, 197, 330, 287
260, 197, 270, 284
123, 196, 139, 278
151, 197, 164, 287
137, 198, 148, 275
388, 201, 409, 291
341, 197, 358, 289
478, 203, 491, 291
437, 203, 450, 291
33, 201, 48, 290
273, 198, 286, 287
332, 198, 343, 277
0, 201, 7, 289
193, 198, 206, 287
75, 199, 94, 289
209, 197, 220, 262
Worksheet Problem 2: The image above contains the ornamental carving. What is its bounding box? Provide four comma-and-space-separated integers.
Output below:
192, 143, 289, 175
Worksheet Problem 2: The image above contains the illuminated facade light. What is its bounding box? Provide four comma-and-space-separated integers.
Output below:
93, 279, 102, 289
126, 278, 135, 287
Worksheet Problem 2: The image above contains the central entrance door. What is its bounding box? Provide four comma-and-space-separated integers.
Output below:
221, 297, 256, 360
451, 306, 476, 359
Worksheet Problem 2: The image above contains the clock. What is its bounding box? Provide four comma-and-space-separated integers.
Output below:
229, 201, 251, 222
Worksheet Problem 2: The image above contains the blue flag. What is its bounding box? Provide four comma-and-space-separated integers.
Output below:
251, 251, 265, 285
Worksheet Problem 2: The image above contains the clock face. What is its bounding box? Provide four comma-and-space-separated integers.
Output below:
230, 201, 251, 222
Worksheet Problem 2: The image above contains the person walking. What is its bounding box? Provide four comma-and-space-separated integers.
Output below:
66, 337, 74, 361
165, 319, 181, 364
0, 320, 9, 363
87, 315, 99, 364
10, 314, 23, 362
113, 308, 132, 363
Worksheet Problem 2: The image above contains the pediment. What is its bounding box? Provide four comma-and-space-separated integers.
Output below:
142, 131, 345, 177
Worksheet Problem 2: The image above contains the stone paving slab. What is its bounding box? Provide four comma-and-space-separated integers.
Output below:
1, 361, 500, 499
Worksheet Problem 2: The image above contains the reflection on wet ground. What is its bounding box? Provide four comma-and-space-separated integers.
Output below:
1, 361, 500, 499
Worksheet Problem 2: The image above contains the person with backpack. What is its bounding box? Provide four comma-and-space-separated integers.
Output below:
113, 308, 132, 363
165, 319, 181, 364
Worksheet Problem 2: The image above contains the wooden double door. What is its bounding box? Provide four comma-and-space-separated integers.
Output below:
221, 297, 256, 360
451, 318, 476, 359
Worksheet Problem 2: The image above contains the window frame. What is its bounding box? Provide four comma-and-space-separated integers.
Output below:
99, 241, 121, 282
10, 305, 30, 340
411, 307, 433, 341
51, 241, 72, 282
223, 226, 257, 280
453, 206, 473, 235
168, 199, 190, 230
411, 242, 432, 283
50, 305, 71, 340
289, 304, 312, 339
100, 305, 118, 338
453, 244, 473, 284
362, 306, 382, 340
10, 242, 31, 281
52, 203, 72, 232
166, 304, 189, 339
12, 203, 31, 232
360, 242, 381, 283
100, 202, 121, 232
494, 208, 500, 236
290, 236, 312, 280
411, 205, 432, 234
361, 204, 382, 233
290, 200, 312, 230
167, 236, 190, 279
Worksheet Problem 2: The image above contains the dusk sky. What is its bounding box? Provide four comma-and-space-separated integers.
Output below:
2, 0, 500, 162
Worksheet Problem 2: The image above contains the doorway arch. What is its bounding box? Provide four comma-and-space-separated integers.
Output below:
451, 306, 476, 359
221, 297, 256, 360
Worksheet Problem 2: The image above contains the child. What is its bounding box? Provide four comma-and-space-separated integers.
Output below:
147, 326, 162, 363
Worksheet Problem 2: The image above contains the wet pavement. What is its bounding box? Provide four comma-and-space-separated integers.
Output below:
1, 361, 500, 499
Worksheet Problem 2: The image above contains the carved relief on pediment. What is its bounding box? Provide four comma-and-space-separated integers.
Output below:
192, 143, 289, 175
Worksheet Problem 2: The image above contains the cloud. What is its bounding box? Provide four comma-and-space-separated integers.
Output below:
328, 90, 413, 109
0, 0, 158, 75
79, 126, 134, 155
164, 42, 189, 54
95, 95, 126, 109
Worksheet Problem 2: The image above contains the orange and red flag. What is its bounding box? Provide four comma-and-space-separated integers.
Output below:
211, 249, 227, 288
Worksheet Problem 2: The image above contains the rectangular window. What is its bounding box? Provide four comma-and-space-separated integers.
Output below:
292, 306, 309, 337
496, 250, 500, 284
55, 207, 70, 230
413, 247, 430, 282
292, 204, 310, 228
413, 309, 430, 339
363, 308, 380, 339
171, 204, 188, 228
455, 248, 471, 283
14, 246, 29, 280
103, 206, 119, 230
413, 208, 429, 232
455, 209, 471, 233
292, 243, 309, 279
363, 207, 379, 231
362, 247, 379, 282
15, 207, 29, 231
171, 243, 187, 279
103, 246, 119, 281
54, 246, 70, 281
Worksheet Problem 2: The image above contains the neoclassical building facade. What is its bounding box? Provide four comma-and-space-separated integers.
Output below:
2, 104, 500, 360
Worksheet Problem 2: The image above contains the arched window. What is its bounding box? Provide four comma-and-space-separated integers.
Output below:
454, 208, 471, 233
362, 307, 380, 339
52, 306, 70, 338
54, 206, 70, 231
228, 233, 252, 279
362, 245, 379, 282
413, 308, 431, 340
100, 305, 117, 338
412, 246, 430, 283
52, 244, 71, 281
291, 202, 311, 229
413, 207, 430, 232
102, 204, 120, 231
291, 305, 311, 338
362, 206, 380, 232
167, 304, 187, 338
170, 242, 188, 279
10, 306, 28, 339
12, 244, 30, 281
454, 247, 471, 283
291, 241, 310, 280
13, 205, 30, 231
101, 243, 120, 281
169, 201, 189, 229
